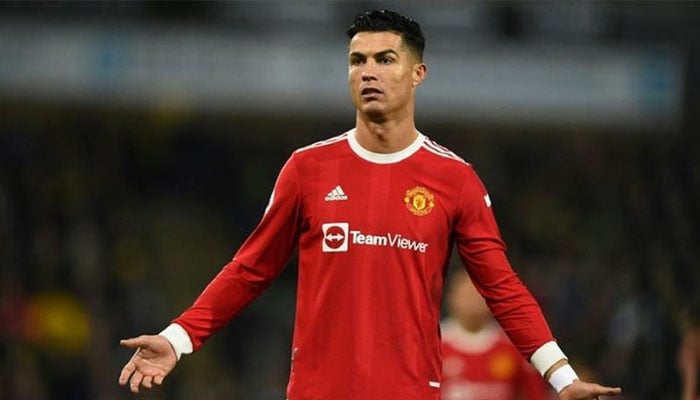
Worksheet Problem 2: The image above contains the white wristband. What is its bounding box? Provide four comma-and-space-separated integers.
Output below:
530, 341, 568, 376
549, 364, 579, 393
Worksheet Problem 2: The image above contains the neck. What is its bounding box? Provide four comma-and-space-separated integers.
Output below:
354, 111, 418, 154
457, 318, 490, 334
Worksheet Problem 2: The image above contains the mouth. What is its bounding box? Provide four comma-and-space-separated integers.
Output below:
360, 87, 383, 100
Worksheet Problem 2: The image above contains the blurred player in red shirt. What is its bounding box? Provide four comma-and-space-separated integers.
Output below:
118, 9, 621, 400
442, 268, 554, 400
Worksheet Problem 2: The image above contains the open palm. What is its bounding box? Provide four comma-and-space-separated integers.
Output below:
118, 335, 178, 393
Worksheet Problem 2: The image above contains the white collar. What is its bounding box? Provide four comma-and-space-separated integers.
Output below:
346, 128, 424, 164
441, 318, 502, 353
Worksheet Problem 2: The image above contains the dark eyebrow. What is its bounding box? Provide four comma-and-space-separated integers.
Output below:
374, 49, 399, 59
349, 49, 400, 59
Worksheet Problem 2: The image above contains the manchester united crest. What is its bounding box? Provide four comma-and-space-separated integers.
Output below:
489, 351, 517, 380
404, 186, 435, 216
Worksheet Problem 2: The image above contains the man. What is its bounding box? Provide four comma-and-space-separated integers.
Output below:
441, 268, 553, 400
119, 10, 621, 400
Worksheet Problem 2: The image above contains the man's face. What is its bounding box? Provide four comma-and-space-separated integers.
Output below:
348, 31, 425, 120
448, 274, 491, 329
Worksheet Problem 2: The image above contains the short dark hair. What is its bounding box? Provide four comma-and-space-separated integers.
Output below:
346, 9, 425, 61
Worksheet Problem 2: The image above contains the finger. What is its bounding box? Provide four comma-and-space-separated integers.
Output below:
153, 375, 165, 385
130, 370, 144, 394
594, 385, 622, 396
142, 375, 153, 389
120, 336, 149, 349
118, 361, 135, 386
601, 386, 622, 395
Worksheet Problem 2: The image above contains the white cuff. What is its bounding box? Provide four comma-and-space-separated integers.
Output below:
548, 364, 579, 393
530, 341, 568, 376
159, 323, 193, 361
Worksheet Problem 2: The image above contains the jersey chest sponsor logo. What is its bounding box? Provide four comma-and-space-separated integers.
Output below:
322, 222, 349, 252
322, 222, 429, 253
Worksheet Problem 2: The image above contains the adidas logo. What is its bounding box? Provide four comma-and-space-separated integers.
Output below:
324, 185, 348, 201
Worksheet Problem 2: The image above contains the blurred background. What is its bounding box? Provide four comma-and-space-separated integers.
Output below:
0, 1, 698, 399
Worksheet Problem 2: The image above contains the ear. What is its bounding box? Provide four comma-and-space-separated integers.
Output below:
412, 63, 428, 87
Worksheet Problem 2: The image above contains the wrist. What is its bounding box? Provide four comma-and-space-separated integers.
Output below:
159, 323, 193, 360
531, 341, 568, 376
548, 364, 579, 393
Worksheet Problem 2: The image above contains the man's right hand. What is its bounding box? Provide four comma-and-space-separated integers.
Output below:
119, 334, 178, 393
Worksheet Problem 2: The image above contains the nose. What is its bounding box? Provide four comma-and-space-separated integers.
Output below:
361, 73, 377, 82
361, 62, 378, 81
361, 70, 378, 82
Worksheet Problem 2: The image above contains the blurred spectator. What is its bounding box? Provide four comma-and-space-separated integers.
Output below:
441, 267, 554, 400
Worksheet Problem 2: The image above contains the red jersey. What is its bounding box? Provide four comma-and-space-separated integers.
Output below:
172, 129, 554, 400
441, 319, 553, 400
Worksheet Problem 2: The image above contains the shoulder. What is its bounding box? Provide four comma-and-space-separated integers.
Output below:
280, 131, 350, 173
419, 135, 472, 168
294, 131, 350, 156
419, 135, 480, 179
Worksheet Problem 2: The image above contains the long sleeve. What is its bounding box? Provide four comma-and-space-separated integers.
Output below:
454, 166, 554, 359
172, 155, 303, 350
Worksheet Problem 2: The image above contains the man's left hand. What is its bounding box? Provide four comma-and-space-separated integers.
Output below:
559, 380, 622, 400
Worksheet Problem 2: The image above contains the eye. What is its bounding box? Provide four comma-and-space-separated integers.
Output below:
349, 57, 364, 66
379, 56, 395, 65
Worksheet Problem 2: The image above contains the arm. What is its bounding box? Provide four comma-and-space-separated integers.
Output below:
454, 167, 553, 358
119, 154, 303, 392
454, 167, 621, 398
